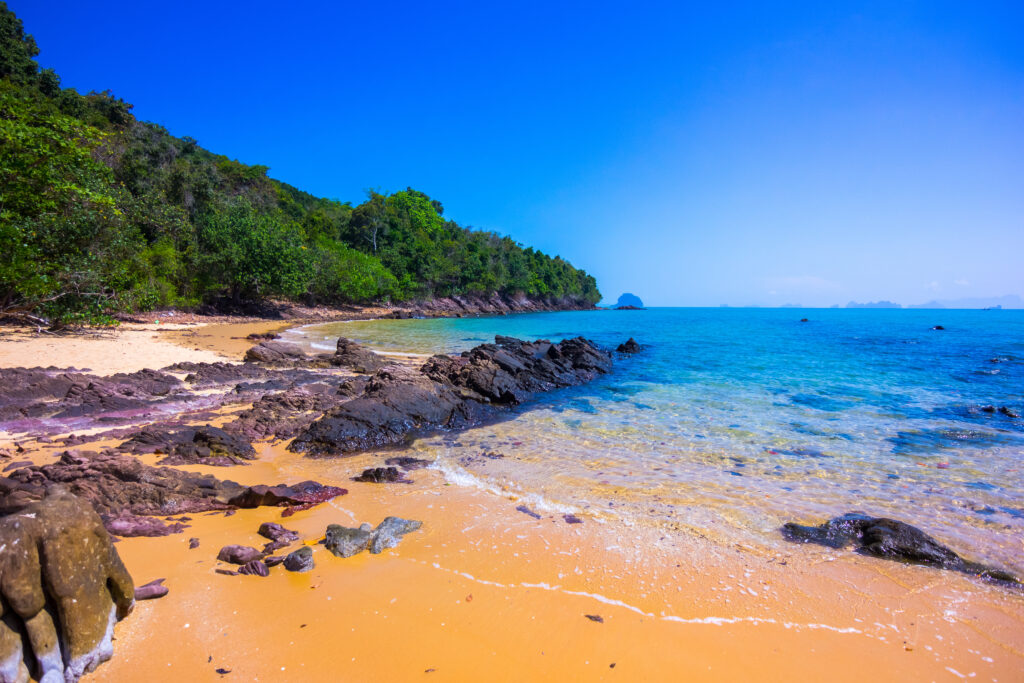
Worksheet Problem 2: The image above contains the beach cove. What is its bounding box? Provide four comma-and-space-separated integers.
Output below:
1, 310, 1022, 681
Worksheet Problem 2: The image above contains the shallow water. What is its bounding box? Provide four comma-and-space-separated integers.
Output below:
285, 308, 1024, 575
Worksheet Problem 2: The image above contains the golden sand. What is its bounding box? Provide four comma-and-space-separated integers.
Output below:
1, 323, 1022, 681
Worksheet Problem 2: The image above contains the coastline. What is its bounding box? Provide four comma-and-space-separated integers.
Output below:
1, 318, 1022, 681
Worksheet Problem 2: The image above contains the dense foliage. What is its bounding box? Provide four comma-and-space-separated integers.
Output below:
0, 4, 599, 324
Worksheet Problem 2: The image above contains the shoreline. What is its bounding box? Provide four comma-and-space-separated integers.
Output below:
1, 318, 1023, 681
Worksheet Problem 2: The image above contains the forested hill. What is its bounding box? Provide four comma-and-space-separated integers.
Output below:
0, 4, 600, 325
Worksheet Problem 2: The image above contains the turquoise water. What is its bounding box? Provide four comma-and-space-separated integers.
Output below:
288, 308, 1024, 573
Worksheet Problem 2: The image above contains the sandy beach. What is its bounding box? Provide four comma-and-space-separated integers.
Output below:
2, 320, 1023, 682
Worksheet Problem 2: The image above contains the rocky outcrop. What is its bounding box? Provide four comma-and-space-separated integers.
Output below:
782, 512, 1020, 586
382, 294, 596, 319
290, 336, 614, 456
616, 338, 641, 353
0, 488, 134, 682
117, 425, 256, 466
0, 451, 346, 536
243, 341, 307, 364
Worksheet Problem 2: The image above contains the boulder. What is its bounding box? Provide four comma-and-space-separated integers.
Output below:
0, 488, 134, 682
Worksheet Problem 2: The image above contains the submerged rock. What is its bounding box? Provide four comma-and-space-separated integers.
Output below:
782, 512, 1020, 586
384, 456, 432, 470
370, 516, 422, 554
616, 338, 641, 354
283, 547, 314, 572
0, 488, 135, 682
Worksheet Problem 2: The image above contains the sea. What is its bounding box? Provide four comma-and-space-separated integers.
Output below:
283, 308, 1024, 575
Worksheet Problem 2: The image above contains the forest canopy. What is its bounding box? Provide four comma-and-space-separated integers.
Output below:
0, 3, 600, 324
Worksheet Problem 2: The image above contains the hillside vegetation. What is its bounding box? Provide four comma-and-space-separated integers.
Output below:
0, 4, 600, 325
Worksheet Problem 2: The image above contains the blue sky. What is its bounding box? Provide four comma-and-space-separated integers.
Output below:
13, 1, 1023, 306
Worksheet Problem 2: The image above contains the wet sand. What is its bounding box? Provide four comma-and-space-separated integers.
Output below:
2, 322, 1023, 681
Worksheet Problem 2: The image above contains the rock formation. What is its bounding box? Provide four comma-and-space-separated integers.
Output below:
290, 336, 613, 456
0, 488, 134, 682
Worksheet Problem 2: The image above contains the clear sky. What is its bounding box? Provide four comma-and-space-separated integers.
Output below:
13, 1, 1023, 306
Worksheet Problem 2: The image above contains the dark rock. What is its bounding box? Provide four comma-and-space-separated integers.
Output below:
998, 406, 1020, 418
0, 487, 134, 682
226, 378, 366, 441
3, 460, 32, 472
215, 569, 238, 576
932, 325, 945, 330
0, 451, 345, 535
370, 516, 422, 554
291, 337, 614, 456
264, 555, 285, 567
782, 512, 1020, 586
324, 523, 374, 558
563, 514, 583, 524
237, 560, 270, 577
283, 546, 314, 572
118, 424, 256, 466
258, 522, 299, 543
800, 318, 809, 322
189, 537, 200, 549
354, 467, 409, 484
584, 614, 604, 623
384, 456, 432, 470
981, 405, 996, 413
244, 341, 307, 364
332, 337, 387, 373
246, 332, 280, 341
615, 338, 641, 354
217, 545, 264, 565
615, 305, 644, 310
134, 579, 168, 600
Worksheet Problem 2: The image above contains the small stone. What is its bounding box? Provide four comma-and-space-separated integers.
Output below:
189, 537, 200, 549
585, 614, 604, 623
258, 522, 299, 543
217, 545, 264, 565
238, 560, 270, 577
135, 579, 169, 600
284, 546, 314, 572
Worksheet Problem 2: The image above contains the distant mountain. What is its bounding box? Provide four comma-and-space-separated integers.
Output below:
846, 301, 902, 309
614, 293, 644, 308
906, 295, 1023, 309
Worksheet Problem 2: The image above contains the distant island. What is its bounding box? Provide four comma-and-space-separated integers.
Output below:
842, 295, 1022, 310
613, 293, 645, 309
0, 5, 599, 326
846, 300, 902, 309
